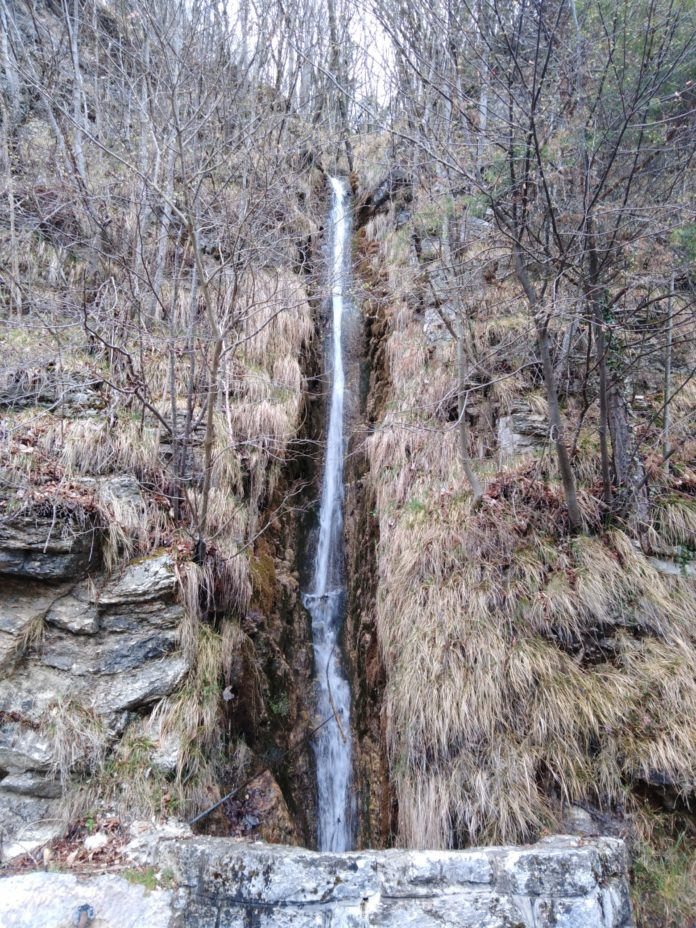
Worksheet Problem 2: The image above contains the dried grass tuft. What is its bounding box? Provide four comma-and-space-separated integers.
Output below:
364, 218, 696, 850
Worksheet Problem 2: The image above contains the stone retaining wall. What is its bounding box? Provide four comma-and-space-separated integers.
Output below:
0, 834, 634, 927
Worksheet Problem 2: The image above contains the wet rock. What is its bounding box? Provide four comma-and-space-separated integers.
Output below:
223, 770, 299, 845
0, 513, 97, 581
357, 167, 411, 225
0, 872, 175, 927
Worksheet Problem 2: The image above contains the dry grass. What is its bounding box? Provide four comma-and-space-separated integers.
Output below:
155, 615, 258, 819
41, 697, 109, 791
631, 805, 696, 928
363, 208, 696, 851
159, 624, 225, 815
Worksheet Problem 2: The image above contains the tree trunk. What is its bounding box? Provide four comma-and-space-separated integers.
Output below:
607, 379, 648, 527
514, 249, 582, 531
586, 213, 612, 508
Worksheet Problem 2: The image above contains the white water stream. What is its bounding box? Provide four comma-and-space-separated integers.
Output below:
303, 177, 353, 851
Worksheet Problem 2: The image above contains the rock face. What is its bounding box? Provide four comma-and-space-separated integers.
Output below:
0, 512, 97, 581
0, 536, 189, 860
0, 835, 634, 927
497, 402, 549, 459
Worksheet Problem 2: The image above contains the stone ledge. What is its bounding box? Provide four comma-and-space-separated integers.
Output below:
0, 836, 634, 927
154, 834, 633, 927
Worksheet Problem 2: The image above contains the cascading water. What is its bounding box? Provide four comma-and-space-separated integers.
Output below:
302, 177, 354, 852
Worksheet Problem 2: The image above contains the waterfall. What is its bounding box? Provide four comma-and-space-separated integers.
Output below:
303, 176, 353, 852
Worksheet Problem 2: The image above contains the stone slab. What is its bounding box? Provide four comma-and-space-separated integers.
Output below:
0, 872, 175, 927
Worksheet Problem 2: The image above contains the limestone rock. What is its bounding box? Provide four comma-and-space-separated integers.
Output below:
140, 716, 181, 776
648, 555, 696, 578
423, 305, 455, 344
0, 821, 61, 863
417, 236, 441, 261
98, 598, 183, 633
0, 663, 80, 724
97, 475, 145, 525
96, 655, 190, 713
125, 819, 193, 867
84, 831, 109, 852
0, 836, 633, 927
0, 873, 175, 927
